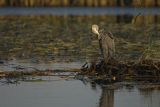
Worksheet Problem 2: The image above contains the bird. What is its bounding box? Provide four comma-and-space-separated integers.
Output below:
92, 24, 115, 64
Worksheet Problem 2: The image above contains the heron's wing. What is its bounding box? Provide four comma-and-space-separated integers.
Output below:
100, 29, 114, 40
99, 30, 115, 63
105, 32, 115, 53
108, 36, 115, 54
107, 31, 114, 39
101, 32, 115, 57
99, 39, 103, 55
101, 37, 109, 63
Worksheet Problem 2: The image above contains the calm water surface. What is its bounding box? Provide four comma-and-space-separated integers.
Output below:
0, 59, 83, 71
0, 77, 159, 107
0, 77, 101, 107
0, 7, 160, 16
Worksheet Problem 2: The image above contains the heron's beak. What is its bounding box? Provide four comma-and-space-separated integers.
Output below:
92, 27, 100, 40
92, 27, 99, 35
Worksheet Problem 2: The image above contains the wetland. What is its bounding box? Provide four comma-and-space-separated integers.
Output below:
0, 7, 160, 107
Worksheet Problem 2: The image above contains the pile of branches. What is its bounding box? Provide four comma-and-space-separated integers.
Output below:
81, 59, 160, 82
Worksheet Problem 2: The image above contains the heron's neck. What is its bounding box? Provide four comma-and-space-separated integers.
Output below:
97, 33, 101, 40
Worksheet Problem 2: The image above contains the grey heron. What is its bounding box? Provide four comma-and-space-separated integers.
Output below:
92, 24, 115, 64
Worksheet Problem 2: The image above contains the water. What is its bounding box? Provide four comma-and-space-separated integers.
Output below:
0, 59, 83, 71
0, 77, 159, 107
0, 77, 101, 107
0, 7, 160, 107
114, 88, 160, 107
0, 7, 160, 16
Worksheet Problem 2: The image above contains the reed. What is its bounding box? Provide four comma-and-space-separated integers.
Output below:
145, 16, 156, 24
0, 15, 158, 24
108, 0, 117, 7
158, 0, 160, 6
62, 0, 69, 6
93, 0, 99, 7
0, 0, 5, 6
144, 0, 155, 7
158, 16, 160, 23
0, 0, 159, 7
76, 0, 85, 6
99, 0, 106, 7
49, 0, 60, 7
86, 0, 93, 7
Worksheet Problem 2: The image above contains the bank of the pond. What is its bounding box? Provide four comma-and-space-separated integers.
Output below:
0, 16, 160, 62
0, 60, 160, 84
0, 0, 160, 7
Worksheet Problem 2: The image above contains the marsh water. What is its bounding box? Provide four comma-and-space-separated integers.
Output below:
0, 7, 160, 107
0, 76, 160, 107
0, 7, 160, 16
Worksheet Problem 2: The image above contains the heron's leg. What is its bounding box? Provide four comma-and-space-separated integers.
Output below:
108, 50, 114, 59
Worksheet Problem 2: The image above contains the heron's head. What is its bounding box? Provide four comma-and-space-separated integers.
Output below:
92, 24, 101, 40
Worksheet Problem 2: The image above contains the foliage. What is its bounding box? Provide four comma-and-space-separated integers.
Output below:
0, 15, 159, 62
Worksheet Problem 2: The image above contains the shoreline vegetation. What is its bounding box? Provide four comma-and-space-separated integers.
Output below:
0, 13, 160, 85
0, 0, 159, 7
0, 68, 160, 93
0, 59, 160, 84
0, 16, 160, 62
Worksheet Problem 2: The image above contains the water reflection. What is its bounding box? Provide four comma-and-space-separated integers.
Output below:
99, 88, 114, 107
97, 85, 160, 107
0, 75, 159, 107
